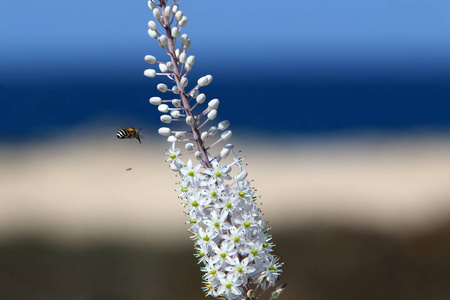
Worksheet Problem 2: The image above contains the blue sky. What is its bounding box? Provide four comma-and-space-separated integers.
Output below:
2, 0, 450, 81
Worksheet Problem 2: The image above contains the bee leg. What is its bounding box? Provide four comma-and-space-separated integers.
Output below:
137, 135, 141, 144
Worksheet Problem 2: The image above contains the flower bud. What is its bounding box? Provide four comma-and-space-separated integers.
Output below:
175, 10, 183, 21
153, 8, 161, 20
195, 151, 202, 161
157, 83, 167, 92
172, 5, 179, 14
183, 39, 191, 50
196, 93, 206, 103
186, 55, 195, 66
158, 35, 168, 47
218, 120, 230, 131
179, 16, 188, 27
159, 63, 168, 73
160, 114, 172, 123
224, 144, 234, 149
179, 52, 187, 63
171, 85, 180, 94
201, 131, 208, 141
205, 75, 213, 85
180, 77, 188, 87
172, 99, 181, 107
164, 6, 172, 17
191, 89, 199, 98
186, 116, 194, 125
158, 127, 171, 136
144, 69, 156, 78
158, 104, 169, 113
175, 132, 185, 140
207, 109, 217, 120
171, 27, 180, 38
175, 49, 180, 58
145, 55, 157, 64
148, 29, 158, 39
184, 64, 192, 72
180, 34, 188, 45
197, 76, 208, 87
170, 110, 180, 118
166, 62, 174, 71
220, 148, 230, 159
149, 96, 162, 105
148, 20, 157, 31
148, 1, 156, 10
208, 126, 218, 136
167, 135, 177, 143
221, 130, 232, 141
208, 99, 219, 110
235, 171, 247, 181
185, 143, 194, 151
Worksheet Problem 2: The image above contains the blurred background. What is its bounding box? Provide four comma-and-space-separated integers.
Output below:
1, 0, 450, 299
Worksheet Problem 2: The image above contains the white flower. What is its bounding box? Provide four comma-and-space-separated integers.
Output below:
225, 257, 256, 281
217, 273, 243, 299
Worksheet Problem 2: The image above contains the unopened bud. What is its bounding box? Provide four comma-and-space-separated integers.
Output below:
180, 34, 188, 45
185, 143, 195, 151
172, 99, 181, 107
197, 76, 208, 87
186, 116, 194, 125
148, 1, 156, 10
171, 27, 180, 38
208, 99, 219, 110
158, 127, 171, 136
224, 144, 234, 150
160, 115, 172, 123
179, 16, 188, 27
208, 126, 218, 136
220, 148, 230, 159
171, 85, 179, 94
196, 93, 206, 103
221, 130, 232, 141
186, 55, 195, 66
175, 10, 183, 21
179, 52, 187, 63
218, 120, 230, 131
159, 63, 168, 73
175, 132, 185, 140
172, 5, 179, 14
201, 131, 208, 141
180, 77, 188, 88
144, 69, 156, 78
158, 35, 168, 47
148, 21, 157, 31
152, 8, 161, 20
207, 109, 217, 120
166, 62, 174, 71
183, 39, 191, 50
191, 89, 199, 98
170, 110, 180, 118
205, 75, 213, 85
222, 164, 232, 174
148, 29, 157, 39
157, 83, 167, 92
158, 104, 169, 113
149, 96, 162, 105
167, 135, 177, 143
195, 151, 202, 161
145, 55, 157, 64
164, 6, 172, 17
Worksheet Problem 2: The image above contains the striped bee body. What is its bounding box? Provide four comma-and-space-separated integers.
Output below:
117, 128, 141, 144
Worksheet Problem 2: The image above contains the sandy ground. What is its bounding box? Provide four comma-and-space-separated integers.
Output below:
1, 131, 450, 244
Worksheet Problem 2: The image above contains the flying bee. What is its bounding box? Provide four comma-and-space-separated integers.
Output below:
117, 128, 142, 144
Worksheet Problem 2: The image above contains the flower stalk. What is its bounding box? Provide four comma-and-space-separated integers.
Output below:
144, 1, 285, 299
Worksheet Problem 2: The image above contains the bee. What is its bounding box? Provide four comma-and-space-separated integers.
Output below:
125, 167, 133, 171
117, 128, 142, 143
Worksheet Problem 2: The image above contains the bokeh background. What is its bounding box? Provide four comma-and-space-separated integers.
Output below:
2, 0, 450, 299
